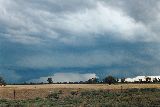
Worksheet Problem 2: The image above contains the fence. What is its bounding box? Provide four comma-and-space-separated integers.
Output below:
0, 88, 54, 100
1, 84, 160, 100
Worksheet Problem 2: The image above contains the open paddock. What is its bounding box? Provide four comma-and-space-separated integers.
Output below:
1, 84, 160, 100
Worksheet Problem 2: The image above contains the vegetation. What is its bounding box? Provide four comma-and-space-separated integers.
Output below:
104, 76, 117, 85
0, 76, 6, 86
1, 75, 160, 107
8, 75, 160, 85
86, 78, 99, 84
1, 88, 160, 107
47, 78, 53, 84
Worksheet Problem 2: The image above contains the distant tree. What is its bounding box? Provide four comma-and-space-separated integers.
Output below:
93, 78, 99, 83
116, 78, 119, 82
40, 82, 44, 84
139, 79, 143, 83
158, 78, 160, 82
74, 82, 79, 84
153, 78, 158, 83
145, 77, 151, 83
87, 78, 98, 84
104, 76, 117, 85
0, 76, 6, 86
29, 82, 33, 85
69, 82, 74, 84
121, 78, 125, 83
79, 81, 84, 84
87, 79, 92, 84
63, 82, 67, 84
47, 78, 53, 84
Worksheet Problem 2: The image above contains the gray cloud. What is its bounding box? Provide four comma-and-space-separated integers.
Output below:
1, 0, 160, 82
0, 0, 158, 45
104, 0, 160, 41
104, 0, 160, 23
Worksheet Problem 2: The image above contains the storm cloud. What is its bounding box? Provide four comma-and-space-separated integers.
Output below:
0, 0, 160, 83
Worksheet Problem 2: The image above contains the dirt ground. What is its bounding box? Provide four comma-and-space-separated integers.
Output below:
1, 84, 160, 100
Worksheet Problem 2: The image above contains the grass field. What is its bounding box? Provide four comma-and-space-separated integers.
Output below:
1, 84, 160, 100
1, 84, 160, 106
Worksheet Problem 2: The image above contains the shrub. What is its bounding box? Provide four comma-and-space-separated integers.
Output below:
71, 90, 78, 96
58, 90, 63, 94
47, 92, 59, 100
104, 76, 117, 85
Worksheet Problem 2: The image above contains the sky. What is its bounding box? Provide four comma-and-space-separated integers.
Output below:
0, 0, 160, 83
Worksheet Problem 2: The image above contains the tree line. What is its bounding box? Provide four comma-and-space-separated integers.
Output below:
0, 75, 118, 85
47, 76, 118, 85
1, 75, 160, 86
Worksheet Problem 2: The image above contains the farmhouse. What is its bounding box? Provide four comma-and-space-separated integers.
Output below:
124, 76, 160, 83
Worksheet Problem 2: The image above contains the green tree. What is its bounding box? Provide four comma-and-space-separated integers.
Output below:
87, 78, 98, 84
153, 78, 158, 83
121, 78, 125, 83
0, 76, 6, 86
104, 76, 116, 85
47, 78, 53, 84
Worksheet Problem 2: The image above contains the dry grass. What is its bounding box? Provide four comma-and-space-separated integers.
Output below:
1, 84, 160, 100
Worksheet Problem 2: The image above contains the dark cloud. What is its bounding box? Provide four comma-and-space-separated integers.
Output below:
0, 0, 160, 83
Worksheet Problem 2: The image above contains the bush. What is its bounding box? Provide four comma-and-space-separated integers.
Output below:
104, 76, 117, 85
140, 88, 160, 92
71, 90, 78, 96
58, 90, 63, 94
47, 92, 59, 100
2, 88, 160, 106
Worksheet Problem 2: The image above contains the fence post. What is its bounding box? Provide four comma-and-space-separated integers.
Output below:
13, 90, 16, 100
121, 85, 123, 93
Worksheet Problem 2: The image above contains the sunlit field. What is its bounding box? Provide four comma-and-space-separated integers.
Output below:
1, 84, 160, 100
1, 84, 160, 106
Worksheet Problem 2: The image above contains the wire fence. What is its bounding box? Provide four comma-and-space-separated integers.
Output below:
0, 88, 55, 100
1, 84, 160, 100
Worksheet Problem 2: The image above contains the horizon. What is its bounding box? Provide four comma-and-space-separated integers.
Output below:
1, 0, 160, 83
